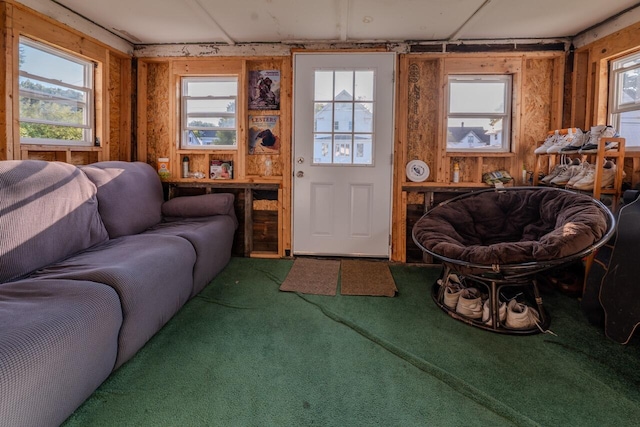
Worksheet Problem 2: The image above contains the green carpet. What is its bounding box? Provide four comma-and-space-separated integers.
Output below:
63, 258, 640, 426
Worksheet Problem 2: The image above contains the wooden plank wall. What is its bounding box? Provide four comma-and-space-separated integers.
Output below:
394, 52, 564, 261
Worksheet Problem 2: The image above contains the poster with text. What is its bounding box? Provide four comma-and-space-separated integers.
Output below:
248, 115, 280, 154
248, 70, 280, 110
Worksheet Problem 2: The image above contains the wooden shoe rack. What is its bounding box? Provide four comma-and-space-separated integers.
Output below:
533, 137, 626, 208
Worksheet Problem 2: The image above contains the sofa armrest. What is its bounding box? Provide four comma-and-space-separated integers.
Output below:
162, 193, 236, 224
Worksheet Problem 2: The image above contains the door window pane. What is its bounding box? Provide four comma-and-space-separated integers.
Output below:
313, 69, 374, 165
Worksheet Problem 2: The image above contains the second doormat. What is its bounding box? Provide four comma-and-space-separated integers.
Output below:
279, 258, 397, 297
340, 259, 398, 297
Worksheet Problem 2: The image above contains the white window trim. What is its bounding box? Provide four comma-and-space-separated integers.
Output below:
18, 37, 94, 146
609, 51, 640, 151
180, 76, 238, 150
446, 74, 512, 153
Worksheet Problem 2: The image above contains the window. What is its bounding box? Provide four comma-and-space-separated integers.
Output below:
181, 76, 237, 149
446, 75, 512, 153
609, 51, 640, 149
313, 70, 374, 165
18, 37, 94, 146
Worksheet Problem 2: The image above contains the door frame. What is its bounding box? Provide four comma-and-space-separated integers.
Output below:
290, 51, 397, 258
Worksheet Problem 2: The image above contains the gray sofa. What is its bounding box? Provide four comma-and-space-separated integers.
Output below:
0, 160, 237, 427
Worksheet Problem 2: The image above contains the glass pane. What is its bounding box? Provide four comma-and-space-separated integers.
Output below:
446, 118, 503, 150
333, 134, 353, 164
19, 96, 85, 125
185, 80, 237, 97
354, 71, 374, 101
334, 71, 353, 99
353, 134, 373, 165
619, 55, 640, 69
19, 42, 87, 87
186, 116, 235, 129
314, 102, 332, 132
20, 122, 83, 141
449, 81, 506, 114
354, 102, 373, 132
618, 69, 640, 107
184, 129, 236, 146
618, 110, 640, 148
186, 98, 235, 114
313, 134, 332, 163
19, 77, 87, 103
314, 71, 334, 100
333, 102, 353, 132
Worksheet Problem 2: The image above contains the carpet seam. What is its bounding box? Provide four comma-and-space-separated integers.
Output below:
296, 292, 540, 427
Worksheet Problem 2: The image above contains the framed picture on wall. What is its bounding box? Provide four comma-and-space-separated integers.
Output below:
249, 115, 280, 155
248, 70, 280, 110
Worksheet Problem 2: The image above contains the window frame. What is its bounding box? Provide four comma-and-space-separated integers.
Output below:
445, 74, 512, 153
18, 36, 95, 146
609, 51, 640, 150
180, 76, 238, 150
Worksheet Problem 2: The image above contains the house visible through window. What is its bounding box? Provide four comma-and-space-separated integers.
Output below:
610, 51, 640, 149
446, 75, 512, 153
18, 37, 94, 146
181, 76, 238, 149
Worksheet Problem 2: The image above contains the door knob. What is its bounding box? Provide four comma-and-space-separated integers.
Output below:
296, 171, 304, 178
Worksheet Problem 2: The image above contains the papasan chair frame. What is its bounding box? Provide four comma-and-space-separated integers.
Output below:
412, 186, 616, 335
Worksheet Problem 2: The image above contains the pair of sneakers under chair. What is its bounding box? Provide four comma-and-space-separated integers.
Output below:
480, 297, 540, 329
441, 275, 540, 329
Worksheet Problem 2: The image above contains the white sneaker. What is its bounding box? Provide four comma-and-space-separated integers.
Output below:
534, 132, 558, 154
559, 128, 586, 153
600, 161, 626, 189
540, 157, 571, 184
482, 298, 507, 325
505, 299, 540, 330
550, 158, 582, 186
579, 125, 618, 153
456, 288, 483, 320
572, 163, 597, 191
442, 274, 464, 309
566, 161, 590, 188
547, 128, 582, 154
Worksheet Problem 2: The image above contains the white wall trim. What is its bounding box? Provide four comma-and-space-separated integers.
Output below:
573, 5, 640, 49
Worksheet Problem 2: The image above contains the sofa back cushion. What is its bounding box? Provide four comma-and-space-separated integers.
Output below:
0, 160, 109, 283
81, 161, 163, 238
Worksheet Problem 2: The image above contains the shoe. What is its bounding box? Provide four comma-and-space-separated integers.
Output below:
547, 128, 583, 154
550, 158, 582, 186
482, 298, 507, 325
600, 161, 626, 189
534, 131, 558, 154
559, 129, 586, 153
566, 161, 590, 188
572, 163, 597, 191
505, 299, 540, 330
442, 274, 464, 309
579, 125, 618, 153
456, 288, 483, 319
540, 157, 571, 184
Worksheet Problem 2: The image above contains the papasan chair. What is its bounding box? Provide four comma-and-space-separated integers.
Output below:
412, 186, 615, 335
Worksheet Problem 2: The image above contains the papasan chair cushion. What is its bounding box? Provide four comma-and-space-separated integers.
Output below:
412, 188, 610, 266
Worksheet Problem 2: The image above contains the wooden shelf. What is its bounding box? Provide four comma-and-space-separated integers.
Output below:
533, 137, 625, 208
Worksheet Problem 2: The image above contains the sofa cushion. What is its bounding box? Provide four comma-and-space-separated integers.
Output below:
0, 279, 122, 427
145, 215, 238, 296
31, 234, 196, 369
0, 160, 109, 283
81, 161, 164, 238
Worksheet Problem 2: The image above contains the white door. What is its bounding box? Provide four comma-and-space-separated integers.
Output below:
293, 53, 395, 257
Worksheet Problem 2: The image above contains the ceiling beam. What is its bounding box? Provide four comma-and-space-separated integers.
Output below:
448, 0, 493, 42
339, 0, 350, 41
182, 0, 236, 45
